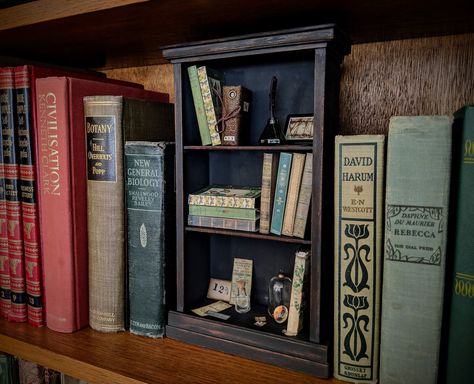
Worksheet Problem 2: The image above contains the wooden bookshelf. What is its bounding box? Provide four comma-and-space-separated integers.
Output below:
0, 318, 344, 384
0, 0, 473, 69
185, 226, 312, 245
0, 1, 473, 383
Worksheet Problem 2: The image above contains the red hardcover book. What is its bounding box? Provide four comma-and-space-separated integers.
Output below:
13, 65, 143, 327
35, 76, 168, 332
0, 70, 12, 319
0, 67, 27, 322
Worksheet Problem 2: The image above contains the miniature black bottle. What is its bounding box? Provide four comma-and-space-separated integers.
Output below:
259, 76, 286, 145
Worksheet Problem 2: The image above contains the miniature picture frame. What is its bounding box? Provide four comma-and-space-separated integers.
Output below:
284, 114, 314, 142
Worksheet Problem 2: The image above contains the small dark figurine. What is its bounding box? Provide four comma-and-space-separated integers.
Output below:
259, 76, 286, 145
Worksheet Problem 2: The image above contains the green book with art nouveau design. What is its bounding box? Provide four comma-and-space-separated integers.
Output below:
334, 135, 385, 383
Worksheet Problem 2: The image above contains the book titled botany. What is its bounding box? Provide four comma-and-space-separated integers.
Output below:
188, 185, 261, 209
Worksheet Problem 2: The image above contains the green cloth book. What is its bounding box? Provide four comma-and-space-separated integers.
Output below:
197, 66, 224, 146
334, 135, 385, 383
125, 142, 173, 338
444, 106, 474, 383
270, 152, 292, 235
188, 205, 257, 220
188, 65, 211, 146
188, 185, 261, 209
380, 116, 452, 384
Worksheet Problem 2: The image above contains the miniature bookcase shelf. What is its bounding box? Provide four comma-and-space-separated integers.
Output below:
162, 24, 350, 378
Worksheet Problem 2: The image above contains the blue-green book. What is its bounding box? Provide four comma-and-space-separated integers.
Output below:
444, 106, 474, 384
125, 141, 174, 338
380, 116, 452, 384
270, 152, 292, 235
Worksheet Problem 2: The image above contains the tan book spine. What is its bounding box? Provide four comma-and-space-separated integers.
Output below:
285, 250, 310, 336
84, 96, 125, 332
259, 153, 278, 234
293, 153, 312, 238
282, 153, 305, 236
334, 135, 385, 383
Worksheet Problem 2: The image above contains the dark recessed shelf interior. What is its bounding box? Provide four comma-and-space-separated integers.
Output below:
185, 301, 310, 343
185, 226, 311, 245
184, 145, 313, 152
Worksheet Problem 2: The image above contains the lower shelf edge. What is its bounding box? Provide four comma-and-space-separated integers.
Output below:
166, 324, 329, 378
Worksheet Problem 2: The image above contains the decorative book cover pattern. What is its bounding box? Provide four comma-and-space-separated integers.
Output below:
380, 116, 452, 384
285, 249, 310, 336
0, 67, 26, 323
188, 65, 211, 146
14, 66, 43, 327
221, 85, 251, 146
334, 135, 385, 383
197, 66, 224, 146
188, 185, 261, 209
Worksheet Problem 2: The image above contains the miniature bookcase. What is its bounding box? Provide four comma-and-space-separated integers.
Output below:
162, 24, 350, 377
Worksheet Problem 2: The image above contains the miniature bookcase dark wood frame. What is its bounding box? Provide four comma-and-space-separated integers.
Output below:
161, 24, 351, 378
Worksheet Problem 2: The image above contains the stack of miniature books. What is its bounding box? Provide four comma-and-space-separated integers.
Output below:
187, 185, 261, 232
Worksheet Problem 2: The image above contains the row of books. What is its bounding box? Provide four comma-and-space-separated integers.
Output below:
186, 152, 312, 238
188, 65, 251, 146
0, 64, 175, 339
333, 111, 473, 384
0, 352, 86, 384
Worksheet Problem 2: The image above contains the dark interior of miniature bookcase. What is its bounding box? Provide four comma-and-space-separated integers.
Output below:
162, 25, 350, 377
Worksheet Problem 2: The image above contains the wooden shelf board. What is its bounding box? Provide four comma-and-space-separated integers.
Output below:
184, 145, 313, 152
185, 226, 311, 245
0, 0, 473, 68
0, 318, 343, 384
0, 0, 149, 31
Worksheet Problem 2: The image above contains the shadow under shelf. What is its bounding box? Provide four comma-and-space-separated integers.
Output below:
185, 226, 311, 245
183, 145, 313, 152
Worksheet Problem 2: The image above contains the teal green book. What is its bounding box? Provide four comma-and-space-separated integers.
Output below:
126, 142, 173, 338
444, 106, 474, 383
380, 116, 452, 384
188, 205, 257, 220
270, 152, 292, 235
188, 65, 211, 146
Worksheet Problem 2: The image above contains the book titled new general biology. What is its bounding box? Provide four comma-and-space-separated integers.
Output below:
334, 135, 385, 383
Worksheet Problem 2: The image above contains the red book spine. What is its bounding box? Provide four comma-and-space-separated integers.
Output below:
0, 73, 10, 319
36, 77, 77, 332
14, 66, 44, 327
0, 67, 27, 322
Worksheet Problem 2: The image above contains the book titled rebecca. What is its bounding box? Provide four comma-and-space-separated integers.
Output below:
444, 106, 474, 383
84, 95, 173, 333
334, 135, 385, 383
380, 116, 452, 384
125, 142, 172, 338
